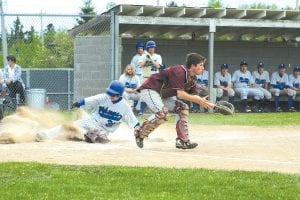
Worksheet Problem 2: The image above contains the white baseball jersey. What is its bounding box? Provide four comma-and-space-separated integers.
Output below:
214, 71, 231, 87
79, 94, 139, 133
289, 74, 300, 89
130, 53, 145, 76
252, 71, 270, 88
140, 53, 162, 78
232, 70, 254, 88
196, 70, 209, 87
270, 72, 290, 90
119, 74, 141, 89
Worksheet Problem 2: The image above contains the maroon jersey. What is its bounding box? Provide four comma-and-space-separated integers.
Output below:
138, 64, 197, 98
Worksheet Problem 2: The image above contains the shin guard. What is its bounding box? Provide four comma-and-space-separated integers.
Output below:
174, 100, 190, 142
134, 107, 168, 138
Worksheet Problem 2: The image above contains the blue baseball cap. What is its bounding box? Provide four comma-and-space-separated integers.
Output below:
278, 63, 286, 68
240, 60, 248, 66
257, 62, 264, 68
221, 63, 229, 69
293, 66, 300, 71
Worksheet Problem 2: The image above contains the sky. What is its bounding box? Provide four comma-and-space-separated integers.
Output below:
2, 0, 298, 14
1, 0, 298, 33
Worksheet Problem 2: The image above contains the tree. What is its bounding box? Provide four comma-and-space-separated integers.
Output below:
166, 1, 178, 7
24, 26, 36, 43
240, 3, 278, 9
44, 23, 56, 48
35, 31, 74, 68
106, 1, 116, 10
250, 3, 277, 9
208, 0, 223, 8
10, 17, 25, 42
76, 0, 97, 25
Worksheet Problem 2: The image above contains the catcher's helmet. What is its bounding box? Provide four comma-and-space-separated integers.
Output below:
146, 40, 156, 49
135, 42, 144, 48
106, 80, 124, 96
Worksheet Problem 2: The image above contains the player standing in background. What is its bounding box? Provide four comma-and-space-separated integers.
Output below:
130, 42, 146, 82
289, 66, 300, 111
130, 42, 148, 116
36, 80, 140, 143
134, 53, 215, 149
137, 40, 163, 117
118, 64, 141, 109
231, 61, 264, 113
270, 64, 296, 112
214, 63, 235, 104
251, 62, 272, 112
139, 40, 162, 79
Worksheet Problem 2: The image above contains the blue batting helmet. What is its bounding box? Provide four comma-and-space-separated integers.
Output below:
106, 80, 124, 97
135, 42, 144, 49
146, 40, 156, 49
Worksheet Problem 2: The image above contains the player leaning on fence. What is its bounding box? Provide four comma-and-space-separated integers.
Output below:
134, 53, 215, 149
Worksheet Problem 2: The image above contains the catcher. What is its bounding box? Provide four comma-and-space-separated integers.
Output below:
135, 53, 234, 149
36, 80, 140, 143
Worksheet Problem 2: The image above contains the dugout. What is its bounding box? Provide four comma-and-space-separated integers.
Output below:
69, 4, 300, 101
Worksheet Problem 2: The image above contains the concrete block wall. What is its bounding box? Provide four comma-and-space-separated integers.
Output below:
74, 36, 111, 100
122, 39, 300, 75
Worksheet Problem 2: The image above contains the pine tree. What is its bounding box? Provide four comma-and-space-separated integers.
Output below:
10, 16, 25, 41
76, 0, 97, 25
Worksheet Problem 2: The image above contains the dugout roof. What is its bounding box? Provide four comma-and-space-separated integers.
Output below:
70, 4, 300, 42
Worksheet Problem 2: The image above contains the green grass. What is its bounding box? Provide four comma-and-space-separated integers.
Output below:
165, 112, 300, 126
0, 112, 300, 199
0, 162, 299, 200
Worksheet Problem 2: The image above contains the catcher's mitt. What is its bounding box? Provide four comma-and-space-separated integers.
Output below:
214, 101, 235, 115
84, 129, 110, 144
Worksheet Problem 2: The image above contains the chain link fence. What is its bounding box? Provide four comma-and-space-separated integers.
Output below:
0, 13, 112, 111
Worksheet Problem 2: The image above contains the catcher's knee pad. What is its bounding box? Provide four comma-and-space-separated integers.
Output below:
174, 100, 189, 121
134, 107, 168, 138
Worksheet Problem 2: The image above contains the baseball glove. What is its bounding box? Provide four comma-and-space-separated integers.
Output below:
214, 101, 235, 115
84, 129, 110, 144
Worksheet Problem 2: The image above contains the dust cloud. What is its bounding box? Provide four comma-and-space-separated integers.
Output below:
0, 107, 85, 143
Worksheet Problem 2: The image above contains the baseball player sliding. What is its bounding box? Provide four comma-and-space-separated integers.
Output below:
134, 53, 215, 150
36, 80, 140, 143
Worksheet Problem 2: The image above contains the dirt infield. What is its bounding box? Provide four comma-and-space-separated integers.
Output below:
0, 124, 299, 174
